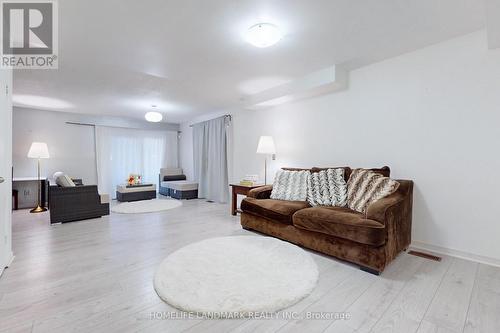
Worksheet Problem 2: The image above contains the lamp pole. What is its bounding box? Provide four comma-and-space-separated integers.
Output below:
27, 142, 49, 213
264, 156, 267, 185
30, 158, 46, 213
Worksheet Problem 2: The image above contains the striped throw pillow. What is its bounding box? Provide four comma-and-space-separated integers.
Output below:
347, 169, 399, 213
270, 170, 310, 201
55, 174, 76, 187
307, 168, 347, 207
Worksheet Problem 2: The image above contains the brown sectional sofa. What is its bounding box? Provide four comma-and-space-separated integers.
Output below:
240, 166, 413, 275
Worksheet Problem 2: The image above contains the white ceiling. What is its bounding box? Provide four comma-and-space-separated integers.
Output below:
13, 0, 486, 123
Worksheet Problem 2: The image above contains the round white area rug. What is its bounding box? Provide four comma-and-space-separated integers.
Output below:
154, 236, 319, 316
111, 199, 182, 214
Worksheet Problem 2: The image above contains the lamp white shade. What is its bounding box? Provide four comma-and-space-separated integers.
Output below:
27, 142, 50, 159
256, 136, 276, 154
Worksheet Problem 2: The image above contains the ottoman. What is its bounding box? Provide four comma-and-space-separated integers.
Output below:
116, 184, 157, 202
162, 180, 198, 200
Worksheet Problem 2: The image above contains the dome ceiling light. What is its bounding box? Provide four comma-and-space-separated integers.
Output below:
245, 23, 282, 48
145, 107, 163, 122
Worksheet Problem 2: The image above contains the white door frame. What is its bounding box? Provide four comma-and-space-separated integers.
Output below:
0, 68, 13, 277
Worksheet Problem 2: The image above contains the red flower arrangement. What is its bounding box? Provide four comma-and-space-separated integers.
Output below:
127, 174, 142, 185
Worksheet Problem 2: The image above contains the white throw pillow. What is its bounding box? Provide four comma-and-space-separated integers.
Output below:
53, 171, 64, 180
56, 174, 76, 187
270, 170, 310, 201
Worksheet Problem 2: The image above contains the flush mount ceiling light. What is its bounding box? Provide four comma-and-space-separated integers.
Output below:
145, 111, 163, 122
246, 23, 282, 48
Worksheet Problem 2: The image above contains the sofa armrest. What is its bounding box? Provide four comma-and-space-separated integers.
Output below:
366, 180, 413, 223
365, 192, 405, 223
248, 185, 273, 199
100, 193, 110, 204
366, 180, 414, 263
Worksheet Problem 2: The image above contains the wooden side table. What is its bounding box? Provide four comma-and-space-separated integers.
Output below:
229, 184, 266, 216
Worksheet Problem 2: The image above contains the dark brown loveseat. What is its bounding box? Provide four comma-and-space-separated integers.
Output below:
240, 166, 413, 274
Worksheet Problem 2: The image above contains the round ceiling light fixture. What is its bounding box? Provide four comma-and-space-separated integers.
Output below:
145, 111, 163, 123
245, 23, 282, 48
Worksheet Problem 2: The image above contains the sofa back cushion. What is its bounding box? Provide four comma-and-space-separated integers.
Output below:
281, 167, 311, 172
270, 170, 310, 201
347, 169, 399, 213
160, 168, 183, 177
307, 168, 347, 207
163, 174, 187, 181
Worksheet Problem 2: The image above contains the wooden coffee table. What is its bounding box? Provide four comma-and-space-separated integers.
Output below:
229, 183, 266, 216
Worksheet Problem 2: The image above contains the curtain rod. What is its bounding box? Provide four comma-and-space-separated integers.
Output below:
66, 121, 181, 133
189, 114, 232, 128
66, 121, 95, 127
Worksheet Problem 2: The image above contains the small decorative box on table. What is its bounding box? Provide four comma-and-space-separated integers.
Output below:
116, 184, 156, 202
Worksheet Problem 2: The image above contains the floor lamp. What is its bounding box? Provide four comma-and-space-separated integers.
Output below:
27, 142, 50, 213
256, 136, 276, 185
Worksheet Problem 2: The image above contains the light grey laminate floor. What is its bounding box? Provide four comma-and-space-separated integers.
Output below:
0, 199, 499, 333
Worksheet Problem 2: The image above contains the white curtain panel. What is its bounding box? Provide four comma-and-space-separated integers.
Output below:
193, 116, 229, 203
95, 126, 178, 198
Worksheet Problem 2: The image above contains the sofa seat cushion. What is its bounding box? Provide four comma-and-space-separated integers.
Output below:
241, 198, 310, 225
293, 207, 386, 246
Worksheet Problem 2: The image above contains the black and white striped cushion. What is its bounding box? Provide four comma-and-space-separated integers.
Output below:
307, 168, 347, 207
347, 169, 399, 213
270, 170, 310, 201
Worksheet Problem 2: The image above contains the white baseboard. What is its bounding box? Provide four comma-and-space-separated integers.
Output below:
410, 241, 500, 268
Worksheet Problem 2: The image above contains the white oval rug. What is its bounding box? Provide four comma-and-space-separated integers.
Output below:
154, 236, 319, 316
111, 199, 182, 214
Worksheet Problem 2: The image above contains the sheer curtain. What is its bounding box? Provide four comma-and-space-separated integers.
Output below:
193, 116, 229, 203
95, 126, 178, 198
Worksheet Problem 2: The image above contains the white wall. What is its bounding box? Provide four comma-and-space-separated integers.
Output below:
182, 30, 500, 263
13, 108, 97, 184
13, 108, 180, 184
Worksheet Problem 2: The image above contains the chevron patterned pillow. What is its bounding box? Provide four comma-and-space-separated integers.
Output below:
270, 170, 310, 201
347, 169, 400, 214
307, 168, 347, 207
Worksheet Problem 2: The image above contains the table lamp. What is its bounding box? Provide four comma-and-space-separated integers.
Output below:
256, 136, 276, 185
27, 142, 50, 213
